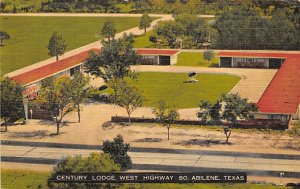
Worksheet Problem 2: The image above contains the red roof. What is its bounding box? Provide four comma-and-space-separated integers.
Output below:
136, 49, 179, 56
219, 51, 300, 114
257, 57, 300, 114
12, 49, 100, 85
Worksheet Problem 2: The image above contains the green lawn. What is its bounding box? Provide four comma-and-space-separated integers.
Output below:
128, 72, 240, 108
1, 170, 291, 189
133, 30, 156, 48
176, 52, 219, 67
1, 170, 50, 189
0, 16, 142, 74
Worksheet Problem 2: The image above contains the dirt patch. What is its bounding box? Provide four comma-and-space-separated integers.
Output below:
1, 104, 299, 155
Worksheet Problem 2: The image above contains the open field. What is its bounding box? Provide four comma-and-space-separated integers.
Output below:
176, 52, 219, 67
127, 72, 240, 108
0, 16, 141, 74
1, 0, 135, 13
1, 170, 291, 189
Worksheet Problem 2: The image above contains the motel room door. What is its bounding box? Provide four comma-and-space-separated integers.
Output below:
159, 56, 170, 65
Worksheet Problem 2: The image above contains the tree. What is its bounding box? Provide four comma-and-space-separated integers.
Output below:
115, 81, 143, 124
288, 121, 300, 137
102, 135, 132, 171
99, 0, 116, 13
101, 20, 116, 43
85, 34, 140, 102
49, 153, 120, 188
139, 13, 152, 35
215, 6, 257, 49
47, 31, 67, 61
197, 100, 212, 123
0, 31, 10, 46
215, 6, 299, 50
186, 0, 198, 14
153, 99, 179, 140
269, 9, 298, 50
203, 50, 214, 64
37, 77, 74, 135
155, 20, 184, 48
0, 2, 6, 12
0, 77, 24, 132
221, 93, 258, 126
223, 126, 231, 144
210, 100, 222, 124
70, 73, 90, 123
178, 15, 210, 48
12, 4, 17, 13
152, 0, 166, 11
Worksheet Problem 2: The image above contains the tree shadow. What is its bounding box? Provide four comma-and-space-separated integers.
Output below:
8, 130, 52, 139
37, 120, 74, 127
134, 138, 162, 143
37, 120, 55, 126
173, 139, 231, 147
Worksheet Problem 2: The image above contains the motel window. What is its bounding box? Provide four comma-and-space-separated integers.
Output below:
268, 114, 288, 122
70, 66, 81, 76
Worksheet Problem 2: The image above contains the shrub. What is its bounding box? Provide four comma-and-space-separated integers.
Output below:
149, 35, 158, 43
102, 135, 132, 171
48, 153, 120, 189
288, 122, 300, 137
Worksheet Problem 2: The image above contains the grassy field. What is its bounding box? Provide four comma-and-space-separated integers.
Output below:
176, 52, 219, 67
127, 72, 240, 108
1, 170, 290, 189
1, 170, 50, 189
0, 16, 141, 74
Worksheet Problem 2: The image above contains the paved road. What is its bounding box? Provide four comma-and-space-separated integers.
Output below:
1, 141, 300, 179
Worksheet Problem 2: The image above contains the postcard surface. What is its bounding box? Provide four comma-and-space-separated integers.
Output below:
1, 1, 299, 188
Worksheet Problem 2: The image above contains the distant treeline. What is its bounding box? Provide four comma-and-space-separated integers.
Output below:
150, 7, 300, 50
1, 0, 299, 15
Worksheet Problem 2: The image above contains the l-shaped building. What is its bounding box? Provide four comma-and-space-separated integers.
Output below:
218, 51, 300, 123
7, 49, 300, 127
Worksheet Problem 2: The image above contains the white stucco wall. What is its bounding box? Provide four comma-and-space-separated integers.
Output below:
170, 54, 177, 65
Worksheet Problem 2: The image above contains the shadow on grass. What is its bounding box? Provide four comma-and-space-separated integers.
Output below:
173, 139, 232, 147
208, 63, 219, 67
134, 138, 163, 143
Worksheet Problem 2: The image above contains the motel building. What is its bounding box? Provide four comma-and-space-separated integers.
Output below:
8, 48, 180, 121
136, 49, 180, 65
218, 51, 300, 125
7, 48, 299, 127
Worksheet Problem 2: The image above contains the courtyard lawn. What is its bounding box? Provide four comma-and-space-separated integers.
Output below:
128, 72, 240, 108
1, 170, 290, 189
0, 16, 142, 74
176, 52, 219, 67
